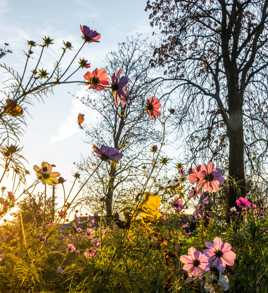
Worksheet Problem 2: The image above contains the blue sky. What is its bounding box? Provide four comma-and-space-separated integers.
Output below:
0, 0, 151, 181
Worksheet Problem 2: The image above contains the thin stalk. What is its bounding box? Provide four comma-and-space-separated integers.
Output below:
59, 41, 86, 80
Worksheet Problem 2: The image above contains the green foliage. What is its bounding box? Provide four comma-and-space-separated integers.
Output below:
0, 196, 267, 292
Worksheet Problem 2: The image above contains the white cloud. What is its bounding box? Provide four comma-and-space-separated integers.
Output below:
49, 89, 99, 144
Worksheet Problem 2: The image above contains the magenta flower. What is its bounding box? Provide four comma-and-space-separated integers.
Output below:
80, 25, 101, 42
205, 237, 236, 272
235, 196, 255, 209
92, 144, 123, 161
180, 247, 209, 278
111, 69, 129, 108
67, 243, 76, 253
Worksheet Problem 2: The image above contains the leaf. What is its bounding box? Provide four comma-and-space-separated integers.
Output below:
77, 113, 85, 129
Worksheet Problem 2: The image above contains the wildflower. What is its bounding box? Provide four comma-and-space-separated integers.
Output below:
189, 162, 224, 193
33, 161, 61, 185
58, 177, 66, 184
67, 243, 76, 253
63, 41, 72, 50
0, 145, 20, 157
172, 197, 184, 212
42, 36, 54, 47
160, 157, 169, 165
38, 68, 48, 79
176, 162, 184, 176
84, 68, 109, 91
235, 196, 255, 209
198, 162, 224, 192
111, 69, 128, 107
79, 58, 91, 68
84, 248, 97, 258
3, 99, 23, 117
27, 40, 36, 47
92, 144, 123, 161
58, 209, 67, 218
205, 237, 236, 272
86, 227, 95, 239
146, 96, 161, 119
80, 25, 101, 43
77, 113, 85, 129
75, 227, 82, 233
151, 145, 158, 153
74, 172, 80, 179
180, 247, 209, 278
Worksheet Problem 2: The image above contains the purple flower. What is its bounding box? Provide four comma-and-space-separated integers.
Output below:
172, 198, 184, 212
213, 168, 224, 185
111, 69, 129, 107
92, 145, 123, 161
80, 25, 101, 42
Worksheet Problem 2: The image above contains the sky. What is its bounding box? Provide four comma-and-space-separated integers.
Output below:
0, 0, 152, 183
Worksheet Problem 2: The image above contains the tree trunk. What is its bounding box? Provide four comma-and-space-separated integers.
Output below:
227, 92, 246, 208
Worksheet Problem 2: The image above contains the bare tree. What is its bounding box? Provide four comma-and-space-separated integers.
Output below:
77, 37, 163, 221
146, 0, 268, 207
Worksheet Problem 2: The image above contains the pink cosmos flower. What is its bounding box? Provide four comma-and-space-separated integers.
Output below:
205, 237, 236, 272
188, 162, 224, 193
235, 196, 255, 209
67, 243, 76, 253
198, 162, 224, 192
80, 25, 101, 42
84, 248, 97, 259
180, 247, 209, 278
